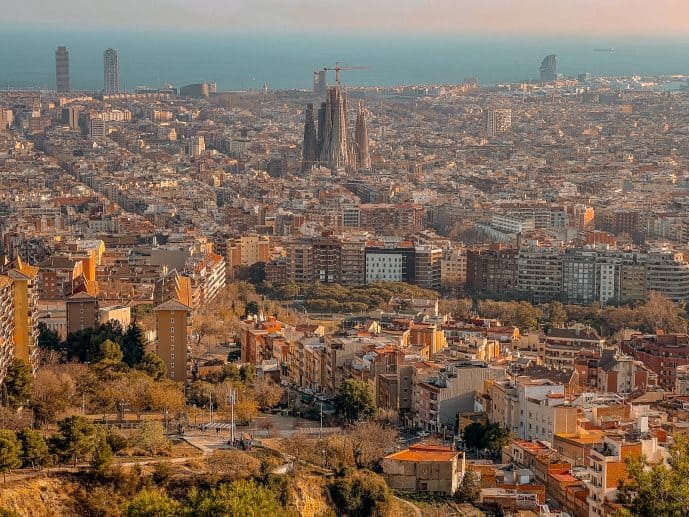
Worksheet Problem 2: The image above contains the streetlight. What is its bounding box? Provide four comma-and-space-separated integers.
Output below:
208, 392, 213, 429
319, 402, 323, 438
229, 388, 237, 446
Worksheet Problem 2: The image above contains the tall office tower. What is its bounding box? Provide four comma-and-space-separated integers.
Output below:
55, 46, 70, 93
353, 101, 370, 169
485, 108, 512, 136
313, 69, 327, 96
539, 54, 558, 82
318, 86, 349, 169
301, 103, 318, 172
103, 48, 119, 94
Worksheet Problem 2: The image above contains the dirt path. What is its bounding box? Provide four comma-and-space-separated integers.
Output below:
394, 496, 422, 517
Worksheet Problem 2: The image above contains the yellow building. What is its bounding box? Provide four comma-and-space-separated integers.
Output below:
0, 275, 16, 382
7, 258, 39, 370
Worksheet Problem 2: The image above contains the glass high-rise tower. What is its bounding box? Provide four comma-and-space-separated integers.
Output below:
540, 54, 558, 82
55, 46, 70, 93
103, 48, 119, 94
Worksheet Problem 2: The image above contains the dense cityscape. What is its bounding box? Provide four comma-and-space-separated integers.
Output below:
1, 35, 689, 516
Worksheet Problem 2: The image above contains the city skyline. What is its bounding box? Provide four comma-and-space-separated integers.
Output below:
4, 0, 689, 35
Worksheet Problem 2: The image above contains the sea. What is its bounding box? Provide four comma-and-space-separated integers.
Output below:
2, 26, 689, 91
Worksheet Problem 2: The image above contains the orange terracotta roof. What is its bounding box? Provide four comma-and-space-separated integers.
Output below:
385, 444, 459, 463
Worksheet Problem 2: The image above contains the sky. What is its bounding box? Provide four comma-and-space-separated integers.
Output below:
4, 0, 689, 35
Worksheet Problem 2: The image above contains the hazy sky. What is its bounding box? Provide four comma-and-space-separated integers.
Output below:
5, 0, 689, 34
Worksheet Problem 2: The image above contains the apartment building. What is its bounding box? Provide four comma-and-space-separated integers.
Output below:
486, 377, 571, 442
365, 242, 416, 284
414, 245, 443, 290
466, 247, 519, 298
517, 244, 564, 304
66, 292, 99, 335
411, 361, 506, 432
621, 333, 689, 390
541, 327, 606, 370
440, 247, 467, 290
585, 435, 657, 517
154, 299, 192, 384
0, 276, 16, 385
7, 259, 39, 370
225, 234, 270, 268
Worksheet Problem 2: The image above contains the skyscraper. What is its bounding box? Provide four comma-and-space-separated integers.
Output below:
103, 48, 119, 94
353, 102, 370, 170
302, 103, 318, 172
55, 46, 70, 93
313, 69, 327, 96
540, 54, 557, 82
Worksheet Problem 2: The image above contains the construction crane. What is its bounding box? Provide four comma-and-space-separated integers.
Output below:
322, 62, 369, 86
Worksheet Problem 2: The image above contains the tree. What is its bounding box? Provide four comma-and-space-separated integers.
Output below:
30, 366, 78, 426
248, 262, 266, 285
91, 431, 113, 472
136, 352, 167, 381
2, 359, 32, 409
106, 429, 128, 454
462, 422, 511, 456
121, 324, 146, 367
239, 364, 255, 383
462, 422, 485, 451
514, 301, 543, 330
51, 415, 97, 467
194, 319, 221, 347
329, 470, 393, 517
335, 379, 375, 423
37, 322, 61, 352
66, 322, 124, 363
484, 423, 512, 456
251, 379, 283, 410
617, 436, 689, 516
99, 339, 124, 363
123, 489, 180, 517
233, 398, 258, 425
638, 291, 688, 334
547, 301, 567, 329
17, 429, 50, 469
347, 421, 398, 469
243, 301, 260, 319
148, 381, 185, 415
132, 421, 167, 455
0, 430, 21, 482
455, 469, 481, 503
184, 479, 282, 516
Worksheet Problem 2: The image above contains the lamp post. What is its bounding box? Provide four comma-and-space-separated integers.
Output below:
229, 388, 237, 446
208, 392, 213, 430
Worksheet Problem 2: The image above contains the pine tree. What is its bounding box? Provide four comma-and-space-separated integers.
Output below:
121, 324, 146, 367
0, 430, 21, 482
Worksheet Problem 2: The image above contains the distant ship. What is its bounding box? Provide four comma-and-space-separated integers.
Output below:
594, 48, 616, 52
